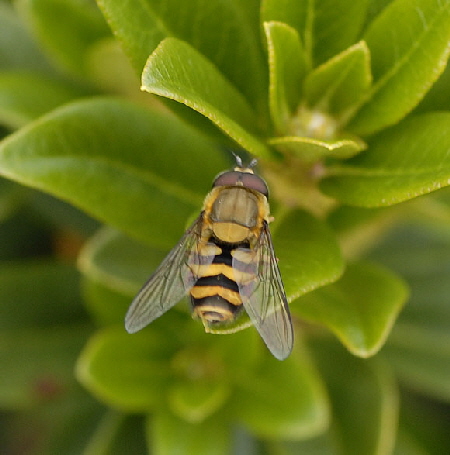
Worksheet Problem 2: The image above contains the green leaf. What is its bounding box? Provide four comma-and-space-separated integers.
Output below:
346, 0, 450, 136
85, 37, 143, 100
97, 0, 266, 112
370, 223, 450, 401
17, 0, 110, 76
0, 325, 91, 409
0, 97, 227, 247
294, 262, 408, 357
83, 413, 148, 455
233, 343, 329, 439
150, 410, 231, 455
322, 113, 450, 207
264, 21, 307, 134
261, 0, 371, 66
304, 42, 372, 117
76, 327, 176, 411
81, 277, 130, 327
3, 387, 104, 454
275, 434, 336, 455
0, 260, 85, 330
398, 396, 450, 455
0, 178, 28, 222
78, 227, 167, 295
168, 379, 230, 423
386, 324, 450, 402
328, 205, 399, 259
0, 2, 53, 73
141, 38, 270, 158
0, 72, 82, 128
311, 339, 398, 455
272, 209, 344, 302
269, 136, 365, 162
414, 58, 450, 113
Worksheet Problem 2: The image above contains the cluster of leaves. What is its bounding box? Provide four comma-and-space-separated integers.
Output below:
0, 0, 450, 453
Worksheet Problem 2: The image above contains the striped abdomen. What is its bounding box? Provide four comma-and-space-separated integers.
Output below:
190, 241, 248, 326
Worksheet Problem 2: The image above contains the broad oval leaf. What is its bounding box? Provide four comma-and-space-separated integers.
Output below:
76, 327, 175, 411
141, 38, 271, 158
303, 42, 372, 117
347, 0, 450, 135
293, 261, 408, 357
264, 21, 307, 134
233, 343, 329, 439
97, 0, 267, 113
261, 0, 371, 66
0, 97, 228, 247
322, 113, 450, 207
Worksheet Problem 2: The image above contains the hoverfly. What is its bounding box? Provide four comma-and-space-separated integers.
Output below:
125, 157, 293, 360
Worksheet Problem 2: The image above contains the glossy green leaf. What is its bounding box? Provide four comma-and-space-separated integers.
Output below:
269, 136, 365, 162
0, 2, 53, 73
0, 98, 227, 247
141, 38, 270, 158
150, 410, 231, 455
234, 343, 329, 439
294, 262, 408, 357
261, 0, 371, 65
0, 72, 82, 128
304, 42, 372, 117
272, 209, 344, 302
0, 325, 91, 409
311, 338, 398, 455
264, 21, 306, 134
347, 0, 450, 135
76, 327, 176, 412
97, 0, 266, 112
17, 0, 110, 76
322, 113, 450, 207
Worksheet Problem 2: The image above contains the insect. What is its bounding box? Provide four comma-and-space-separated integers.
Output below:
125, 157, 293, 360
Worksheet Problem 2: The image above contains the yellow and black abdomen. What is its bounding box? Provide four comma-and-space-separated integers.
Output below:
190, 241, 245, 327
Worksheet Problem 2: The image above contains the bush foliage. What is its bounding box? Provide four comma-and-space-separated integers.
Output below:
1, 0, 450, 453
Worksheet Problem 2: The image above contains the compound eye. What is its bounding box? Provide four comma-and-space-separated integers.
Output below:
213, 171, 241, 188
241, 173, 269, 197
213, 171, 269, 197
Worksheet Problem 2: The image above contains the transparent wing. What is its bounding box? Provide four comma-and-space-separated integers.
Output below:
233, 222, 293, 360
125, 214, 206, 333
